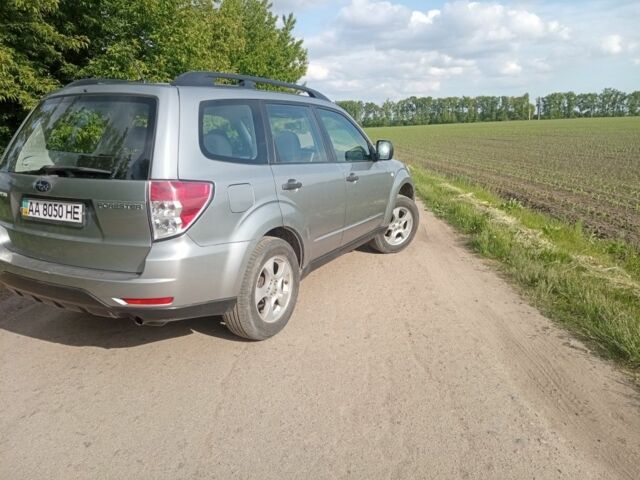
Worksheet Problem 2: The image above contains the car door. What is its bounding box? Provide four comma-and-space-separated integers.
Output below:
265, 103, 347, 262
316, 108, 393, 246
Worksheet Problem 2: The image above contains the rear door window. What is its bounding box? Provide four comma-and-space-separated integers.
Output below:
199, 102, 260, 163
3, 95, 157, 179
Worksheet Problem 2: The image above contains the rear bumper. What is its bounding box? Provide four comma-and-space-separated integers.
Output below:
0, 226, 249, 322
0, 271, 235, 323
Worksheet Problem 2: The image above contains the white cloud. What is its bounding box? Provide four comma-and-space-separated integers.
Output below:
302, 0, 572, 100
309, 0, 572, 58
270, 0, 330, 14
409, 9, 440, 28
404, 79, 442, 94
601, 34, 623, 55
508, 10, 545, 37
500, 61, 522, 76
338, 0, 408, 29
302, 48, 475, 100
529, 58, 551, 73
547, 20, 570, 40
298, 0, 640, 101
306, 63, 329, 81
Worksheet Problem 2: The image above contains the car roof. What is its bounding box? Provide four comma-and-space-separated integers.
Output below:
54, 72, 335, 107
51, 82, 340, 110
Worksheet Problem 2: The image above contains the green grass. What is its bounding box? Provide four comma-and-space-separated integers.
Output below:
412, 167, 640, 369
364, 118, 640, 370
407, 165, 640, 370
367, 118, 640, 248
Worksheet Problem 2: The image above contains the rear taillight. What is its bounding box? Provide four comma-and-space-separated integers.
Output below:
149, 181, 213, 240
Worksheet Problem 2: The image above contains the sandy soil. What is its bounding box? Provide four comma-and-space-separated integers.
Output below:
1, 204, 639, 479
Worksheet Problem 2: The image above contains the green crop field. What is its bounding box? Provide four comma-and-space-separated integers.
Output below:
366, 117, 640, 247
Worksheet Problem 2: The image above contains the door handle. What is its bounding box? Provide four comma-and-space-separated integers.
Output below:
346, 173, 359, 183
282, 179, 303, 191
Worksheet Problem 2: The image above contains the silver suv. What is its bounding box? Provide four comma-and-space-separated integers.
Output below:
0, 72, 418, 340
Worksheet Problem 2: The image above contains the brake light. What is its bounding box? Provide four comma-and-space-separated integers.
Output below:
149, 181, 213, 240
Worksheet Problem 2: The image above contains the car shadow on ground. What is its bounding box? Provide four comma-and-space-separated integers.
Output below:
355, 244, 382, 254
0, 291, 250, 348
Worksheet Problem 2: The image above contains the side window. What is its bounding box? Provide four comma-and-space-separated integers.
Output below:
266, 104, 328, 164
317, 109, 372, 162
200, 103, 258, 162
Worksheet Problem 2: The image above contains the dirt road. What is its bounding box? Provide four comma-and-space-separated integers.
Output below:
1, 205, 639, 479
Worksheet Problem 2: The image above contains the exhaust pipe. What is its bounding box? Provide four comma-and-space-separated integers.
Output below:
132, 317, 167, 327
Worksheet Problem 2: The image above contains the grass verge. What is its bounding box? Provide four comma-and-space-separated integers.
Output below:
410, 165, 640, 372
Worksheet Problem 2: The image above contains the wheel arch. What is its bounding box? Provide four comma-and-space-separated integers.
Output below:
384, 168, 415, 224
231, 208, 306, 292
399, 182, 414, 199
264, 226, 304, 268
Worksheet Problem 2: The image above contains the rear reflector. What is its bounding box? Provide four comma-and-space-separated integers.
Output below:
119, 297, 174, 306
149, 181, 213, 240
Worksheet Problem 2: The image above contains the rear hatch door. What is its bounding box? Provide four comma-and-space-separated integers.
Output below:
0, 91, 164, 273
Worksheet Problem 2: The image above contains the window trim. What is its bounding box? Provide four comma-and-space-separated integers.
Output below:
315, 107, 376, 163
261, 100, 336, 166
2, 92, 159, 178
198, 99, 267, 165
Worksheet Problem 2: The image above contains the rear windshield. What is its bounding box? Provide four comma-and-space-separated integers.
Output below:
2, 95, 156, 180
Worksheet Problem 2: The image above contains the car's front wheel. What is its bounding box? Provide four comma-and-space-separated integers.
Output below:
369, 195, 419, 253
224, 237, 299, 340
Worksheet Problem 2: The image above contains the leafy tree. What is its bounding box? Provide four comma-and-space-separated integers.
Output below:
395, 97, 416, 125
77, 0, 227, 81
337, 100, 365, 124
414, 96, 433, 124
627, 91, 640, 116
227, 1, 307, 83
576, 93, 598, 117
542, 92, 565, 119
598, 88, 627, 117
77, 0, 307, 83
381, 100, 394, 126
0, 0, 87, 149
564, 91, 577, 118
477, 96, 499, 122
0, 0, 308, 152
362, 102, 382, 127
461, 96, 476, 122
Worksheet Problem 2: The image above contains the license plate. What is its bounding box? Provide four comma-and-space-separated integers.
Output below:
21, 198, 84, 224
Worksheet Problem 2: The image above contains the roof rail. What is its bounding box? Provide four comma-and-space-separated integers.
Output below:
64, 78, 138, 88
171, 71, 330, 101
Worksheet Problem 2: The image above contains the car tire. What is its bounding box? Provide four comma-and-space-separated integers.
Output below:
224, 237, 300, 340
369, 195, 419, 254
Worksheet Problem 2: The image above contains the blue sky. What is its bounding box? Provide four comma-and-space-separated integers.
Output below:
271, 0, 640, 102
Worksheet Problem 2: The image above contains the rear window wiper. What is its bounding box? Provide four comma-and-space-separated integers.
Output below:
19, 166, 113, 178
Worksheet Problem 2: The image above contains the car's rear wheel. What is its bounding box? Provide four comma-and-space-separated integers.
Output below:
369, 195, 419, 253
224, 237, 299, 340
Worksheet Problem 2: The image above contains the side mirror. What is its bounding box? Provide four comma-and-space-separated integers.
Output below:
376, 140, 394, 161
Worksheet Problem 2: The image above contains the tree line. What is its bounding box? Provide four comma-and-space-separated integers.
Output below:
0, 0, 307, 151
337, 89, 640, 127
